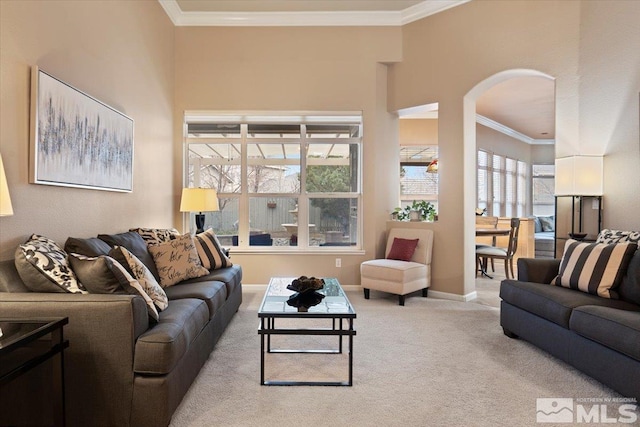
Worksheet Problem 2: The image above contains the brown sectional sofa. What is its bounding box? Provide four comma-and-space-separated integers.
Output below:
0, 232, 242, 427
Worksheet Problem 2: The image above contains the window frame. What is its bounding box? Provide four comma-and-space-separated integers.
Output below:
477, 149, 528, 217
184, 111, 363, 253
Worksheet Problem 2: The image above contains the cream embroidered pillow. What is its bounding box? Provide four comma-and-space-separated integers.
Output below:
148, 234, 209, 287
108, 246, 169, 312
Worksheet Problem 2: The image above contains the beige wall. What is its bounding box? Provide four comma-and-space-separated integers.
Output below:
476, 124, 532, 163
390, 0, 597, 297
399, 119, 438, 146
2, 1, 637, 297
0, 0, 175, 260
174, 26, 402, 284
578, 0, 640, 230
531, 145, 555, 165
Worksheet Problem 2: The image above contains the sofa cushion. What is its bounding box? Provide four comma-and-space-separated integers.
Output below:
108, 258, 160, 321
500, 280, 640, 329
164, 281, 227, 319
64, 237, 112, 257
618, 249, 640, 305
0, 259, 29, 293
108, 247, 168, 312
538, 216, 554, 232
554, 239, 637, 298
134, 298, 209, 375
15, 234, 86, 294
194, 228, 232, 270
570, 305, 640, 362
98, 231, 160, 281
361, 259, 427, 284
148, 234, 209, 288
180, 265, 243, 299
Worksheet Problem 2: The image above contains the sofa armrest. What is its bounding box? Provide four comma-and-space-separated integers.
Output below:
0, 292, 149, 426
517, 258, 561, 284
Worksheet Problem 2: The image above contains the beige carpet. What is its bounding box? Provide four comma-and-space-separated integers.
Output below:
170, 280, 619, 427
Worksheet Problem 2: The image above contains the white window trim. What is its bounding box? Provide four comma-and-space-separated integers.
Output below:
184, 111, 363, 253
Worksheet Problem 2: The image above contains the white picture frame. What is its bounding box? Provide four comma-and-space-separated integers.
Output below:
30, 67, 134, 192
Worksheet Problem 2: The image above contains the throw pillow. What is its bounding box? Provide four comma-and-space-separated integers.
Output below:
129, 227, 180, 246
597, 229, 640, 245
538, 216, 555, 232
617, 249, 640, 305
98, 231, 160, 281
534, 217, 542, 233
109, 260, 160, 322
64, 236, 112, 257
14, 234, 86, 294
193, 228, 233, 270
109, 246, 169, 311
554, 239, 638, 298
148, 234, 209, 288
69, 253, 126, 294
386, 238, 419, 262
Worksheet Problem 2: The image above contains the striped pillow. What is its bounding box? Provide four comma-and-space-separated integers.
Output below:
554, 239, 638, 298
194, 229, 232, 270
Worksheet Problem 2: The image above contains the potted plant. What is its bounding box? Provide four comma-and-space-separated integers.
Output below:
393, 200, 437, 222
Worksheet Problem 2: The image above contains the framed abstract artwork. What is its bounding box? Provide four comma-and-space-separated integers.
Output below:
30, 67, 134, 192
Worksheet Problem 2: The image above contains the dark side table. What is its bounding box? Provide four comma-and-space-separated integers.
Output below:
0, 318, 69, 427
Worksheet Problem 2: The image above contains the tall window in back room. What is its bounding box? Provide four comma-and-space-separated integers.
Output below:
532, 164, 555, 216
477, 149, 527, 217
184, 112, 362, 251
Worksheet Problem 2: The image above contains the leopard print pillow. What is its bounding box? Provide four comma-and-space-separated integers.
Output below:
597, 229, 640, 245
130, 227, 180, 246
15, 234, 86, 294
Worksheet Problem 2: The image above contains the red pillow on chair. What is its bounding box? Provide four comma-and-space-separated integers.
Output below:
386, 238, 419, 262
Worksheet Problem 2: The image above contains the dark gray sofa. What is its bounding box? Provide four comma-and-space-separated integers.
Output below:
0, 234, 242, 426
500, 254, 640, 400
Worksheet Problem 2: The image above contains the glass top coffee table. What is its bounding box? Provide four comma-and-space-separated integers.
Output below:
258, 277, 356, 386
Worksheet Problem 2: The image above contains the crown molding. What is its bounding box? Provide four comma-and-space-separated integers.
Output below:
476, 114, 554, 145
401, 0, 471, 25
159, 0, 470, 27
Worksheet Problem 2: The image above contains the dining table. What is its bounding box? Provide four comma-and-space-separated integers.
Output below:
475, 228, 511, 279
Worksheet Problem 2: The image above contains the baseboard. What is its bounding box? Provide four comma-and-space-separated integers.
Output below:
427, 289, 478, 302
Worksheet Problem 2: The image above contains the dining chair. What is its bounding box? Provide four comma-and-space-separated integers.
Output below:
475, 217, 520, 279
475, 216, 499, 272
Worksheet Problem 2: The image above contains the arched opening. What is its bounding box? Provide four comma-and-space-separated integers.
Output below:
463, 69, 555, 297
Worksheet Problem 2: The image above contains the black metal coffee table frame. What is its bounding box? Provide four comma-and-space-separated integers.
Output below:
258, 277, 356, 386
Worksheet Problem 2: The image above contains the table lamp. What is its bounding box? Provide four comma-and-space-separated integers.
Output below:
180, 188, 219, 234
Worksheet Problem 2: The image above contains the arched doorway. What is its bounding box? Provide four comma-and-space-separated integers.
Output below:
463, 69, 555, 296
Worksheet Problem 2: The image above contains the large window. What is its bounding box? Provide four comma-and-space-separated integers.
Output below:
477, 149, 527, 217
185, 112, 362, 250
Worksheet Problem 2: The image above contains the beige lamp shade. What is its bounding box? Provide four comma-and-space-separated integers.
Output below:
0, 154, 13, 217
180, 188, 219, 213
554, 156, 603, 196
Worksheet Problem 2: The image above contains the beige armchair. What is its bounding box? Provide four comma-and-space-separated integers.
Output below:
360, 228, 433, 305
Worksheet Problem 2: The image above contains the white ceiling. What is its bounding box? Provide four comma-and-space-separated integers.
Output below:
160, 0, 555, 145
160, 0, 470, 26
476, 76, 555, 143
176, 1, 424, 13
